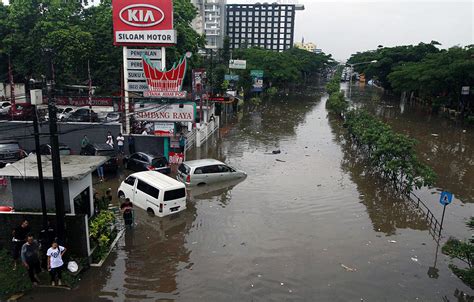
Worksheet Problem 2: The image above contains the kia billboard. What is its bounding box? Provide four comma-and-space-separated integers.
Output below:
112, 0, 176, 46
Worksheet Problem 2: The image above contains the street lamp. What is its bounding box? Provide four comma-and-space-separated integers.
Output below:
347, 60, 377, 98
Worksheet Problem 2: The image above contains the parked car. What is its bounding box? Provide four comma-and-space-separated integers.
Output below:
0, 101, 11, 115
124, 152, 170, 174
104, 112, 121, 123
117, 171, 187, 217
9, 103, 35, 120
39, 143, 72, 155
67, 108, 98, 122
81, 143, 118, 172
177, 159, 246, 186
58, 107, 75, 121
0, 140, 26, 167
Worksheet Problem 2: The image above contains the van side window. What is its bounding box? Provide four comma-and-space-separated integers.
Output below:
124, 176, 136, 186
137, 180, 159, 199
194, 167, 203, 174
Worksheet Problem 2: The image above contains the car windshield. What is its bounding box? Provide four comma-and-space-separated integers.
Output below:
0, 143, 19, 151
178, 163, 190, 174
152, 158, 167, 168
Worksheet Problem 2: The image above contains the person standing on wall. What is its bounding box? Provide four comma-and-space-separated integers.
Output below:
80, 135, 89, 155
12, 219, 31, 270
21, 234, 41, 285
117, 133, 125, 154
106, 131, 114, 148
179, 133, 186, 153
47, 240, 66, 286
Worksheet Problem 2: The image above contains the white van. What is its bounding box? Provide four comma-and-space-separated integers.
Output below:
117, 171, 186, 217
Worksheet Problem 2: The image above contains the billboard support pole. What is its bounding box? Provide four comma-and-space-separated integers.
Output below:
123, 46, 130, 134
161, 47, 166, 69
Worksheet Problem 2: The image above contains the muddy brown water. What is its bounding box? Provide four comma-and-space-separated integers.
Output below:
25, 84, 473, 301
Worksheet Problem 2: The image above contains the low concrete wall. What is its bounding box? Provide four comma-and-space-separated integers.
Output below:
0, 121, 166, 156
0, 212, 89, 257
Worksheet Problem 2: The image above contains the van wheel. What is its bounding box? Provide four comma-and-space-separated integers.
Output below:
147, 208, 155, 216
118, 191, 125, 199
197, 182, 206, 186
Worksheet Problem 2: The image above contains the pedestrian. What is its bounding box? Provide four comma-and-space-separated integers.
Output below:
47, 240, 66, 286
21, 234, 41, 285
141, 128, 148, 135
128, 135, 135, 154
117, 133, 125, 154
11, 219, 31, 270
97, 165, 104, 182
80, 135, 89, 155
105, 188, 113, 206
209, 114, 215, 122
106, 131, 114, 148
179, 133, 186, 153
120, 198, 134, 227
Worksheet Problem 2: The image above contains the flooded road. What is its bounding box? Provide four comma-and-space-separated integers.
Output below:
28, 85, 473, 301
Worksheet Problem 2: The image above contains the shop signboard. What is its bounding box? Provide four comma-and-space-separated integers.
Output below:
142, 55, 187, 98
224, 74, 239, 81
112, 0, 176, 45
135, 103, 194, 122
153, 122, 175, 137
229, 59, 247, 70
250, 70, 264, 92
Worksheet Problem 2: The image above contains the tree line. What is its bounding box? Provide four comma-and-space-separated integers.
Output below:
0, 1, 333, 97
348, 42, 474, 118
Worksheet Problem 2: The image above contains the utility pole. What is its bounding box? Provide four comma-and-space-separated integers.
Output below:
88, 60, 92, 123
8, 57, 15, 119
33, 105, 48, 230
45, 50, 66, 243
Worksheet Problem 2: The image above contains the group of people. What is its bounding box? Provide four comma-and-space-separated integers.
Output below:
12, 219, 67, 286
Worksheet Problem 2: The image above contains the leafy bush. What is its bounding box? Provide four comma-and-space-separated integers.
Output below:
442, 236, 474, 289
326, 91, 348, 116
0, 249, 31, 298
89, 210, 115, 263
343, 110, 436, 192
265, 87, 278, 97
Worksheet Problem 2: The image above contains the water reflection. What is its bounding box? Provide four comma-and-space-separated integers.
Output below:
328, 115, 429, 235
187, 178, 246, 206
350, 86, 474, 203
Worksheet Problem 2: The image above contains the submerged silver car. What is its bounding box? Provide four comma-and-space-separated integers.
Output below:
176, 159, 246, 186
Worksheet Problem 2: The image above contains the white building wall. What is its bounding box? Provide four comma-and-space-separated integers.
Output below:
68, 173, 93, 216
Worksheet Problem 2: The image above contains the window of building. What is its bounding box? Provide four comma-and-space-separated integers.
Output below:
248, 17, 253, 21
281, 10, 286, 16
267, 39, 271, 44
262, 11, 266, 16
260, 33, 265, 38
260, 22, 265, 27
288, 11, 293, 16
279, 39, 284, 44
273, 28, 278, 33
273, 45, 278, 50
242, 11, 247, 16
262, 17, 266, 22
255, 11, 260, 16
229, 11, 234, 16
267, 22, 272, 27
229, 17, 234, 21
286, 34, 291, 39
286, 28, 291, 33
255, 17, 259, 21
279, 45, 284, 50
236, 11, 240, 15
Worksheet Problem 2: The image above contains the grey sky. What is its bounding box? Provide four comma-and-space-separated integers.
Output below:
229, 0, 473, 60
2, 0, 472, 60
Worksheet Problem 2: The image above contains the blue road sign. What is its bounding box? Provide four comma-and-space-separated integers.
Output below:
439, 191, 453, 206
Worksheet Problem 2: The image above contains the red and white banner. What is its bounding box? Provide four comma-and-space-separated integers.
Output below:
168, 152, 184, 165
112, 0, 176, 46
153, 122, 175, 137
135, 104, 194, 122
142, 56, 187, 98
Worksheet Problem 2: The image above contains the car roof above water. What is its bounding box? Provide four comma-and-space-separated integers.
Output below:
131, 171, 185, 191
183, 159, 225, 168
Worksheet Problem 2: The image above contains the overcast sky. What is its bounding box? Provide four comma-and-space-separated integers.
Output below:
2, 0, 473, 60
228, 0, 473, 60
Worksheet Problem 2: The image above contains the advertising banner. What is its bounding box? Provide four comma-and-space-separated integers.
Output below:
224, 74, 240, 81
142, 55, 187, 98
153, 122, 175, 137
54, 97, 113, 107
135, 103, 194, 122
112, 0, 176, 45
192, 69, 206, 92
168, 152, 184, 164
250, 70, 264, 92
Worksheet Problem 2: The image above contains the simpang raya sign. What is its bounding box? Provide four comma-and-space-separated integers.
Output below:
135, 104, 194, 122
112, 0, 176, 45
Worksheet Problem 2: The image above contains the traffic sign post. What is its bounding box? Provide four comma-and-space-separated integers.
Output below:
438, 191, 453, 237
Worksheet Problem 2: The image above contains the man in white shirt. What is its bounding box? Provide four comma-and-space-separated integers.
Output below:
117, 133, 125, 154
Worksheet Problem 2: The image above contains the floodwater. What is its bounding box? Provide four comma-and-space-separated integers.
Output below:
26, 83, 473, 301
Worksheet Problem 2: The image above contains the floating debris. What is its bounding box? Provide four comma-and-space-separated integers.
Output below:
431, 134, 439, 137
341, 264, 356, 272
276, 159, 286, 162
388, 240, 397, 243
411, 257, 418, 262
280, 282, 284, 286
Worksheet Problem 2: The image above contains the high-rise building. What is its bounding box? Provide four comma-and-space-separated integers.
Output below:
191, 0, 227, 49
225, 3, 304, 52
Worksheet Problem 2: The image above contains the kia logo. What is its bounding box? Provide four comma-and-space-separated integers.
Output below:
119, 4, 165, 27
